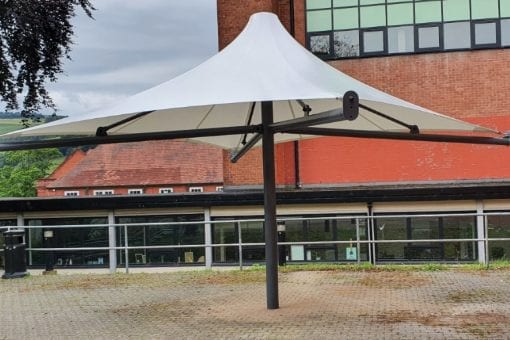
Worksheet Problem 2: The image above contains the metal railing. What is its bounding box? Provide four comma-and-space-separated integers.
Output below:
1, 212, 510, 272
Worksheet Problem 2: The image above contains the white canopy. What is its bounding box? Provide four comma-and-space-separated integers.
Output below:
3, 12, 495, 149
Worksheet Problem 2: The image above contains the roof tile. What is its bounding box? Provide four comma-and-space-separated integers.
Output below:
48, 140, 223, 188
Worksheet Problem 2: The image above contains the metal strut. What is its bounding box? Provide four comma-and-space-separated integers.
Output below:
230, 133, 262, 163
359, 103, 420, 134
96, 110, 155, 136
240, 102, 256, 145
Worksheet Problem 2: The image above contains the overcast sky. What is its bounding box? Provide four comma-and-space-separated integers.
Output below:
47, 0, 218, 116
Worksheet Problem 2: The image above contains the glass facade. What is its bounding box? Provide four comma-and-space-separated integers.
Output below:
26, 217, 108, 267
212, 216, 369, 264
375, 214, 476, 261
7, 211, 510, 267
306, 0, 510, 59
212, 220, 266, 264
487, 214, 510, 260
116, 215, 204, 266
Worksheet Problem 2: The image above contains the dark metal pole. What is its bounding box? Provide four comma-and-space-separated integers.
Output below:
261, 101, 279, 310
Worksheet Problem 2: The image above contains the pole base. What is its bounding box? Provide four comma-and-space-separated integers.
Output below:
2, 271, 29, 279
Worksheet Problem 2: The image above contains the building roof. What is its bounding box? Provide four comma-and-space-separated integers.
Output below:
5, 179, 510, 213
47, 140, 223, 188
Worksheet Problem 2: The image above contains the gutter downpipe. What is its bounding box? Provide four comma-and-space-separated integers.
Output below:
289, 0, 301, 189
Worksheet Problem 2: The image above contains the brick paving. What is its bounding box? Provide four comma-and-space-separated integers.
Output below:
1, 268, 510, 339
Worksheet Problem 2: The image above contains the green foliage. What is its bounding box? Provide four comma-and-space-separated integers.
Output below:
0, 1, 94, 124
0, 148, 62, 197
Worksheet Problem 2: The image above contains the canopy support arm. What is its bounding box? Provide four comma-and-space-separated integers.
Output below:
359, 103, 420, 134
240, 102, 256, 145
230, 133, 262, 163
96, 110, 156, 137
272, 91, 359, 132
230, 91, 360, 164
282, 127, 510, 146
0, 125, 262, 151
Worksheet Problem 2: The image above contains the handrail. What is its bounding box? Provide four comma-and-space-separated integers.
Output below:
2, 212, 510, 272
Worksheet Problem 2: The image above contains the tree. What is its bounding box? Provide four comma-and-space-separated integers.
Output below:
0, 148, 62, 197
0, 0, 94, 125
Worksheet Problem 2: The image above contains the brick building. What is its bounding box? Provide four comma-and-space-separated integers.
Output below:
219, 0, 510, 189
37, 140, 224, 197
10, 1, 510, 269
38, 1, 510, 194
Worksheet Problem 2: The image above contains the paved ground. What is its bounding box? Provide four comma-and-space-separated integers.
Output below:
1, 267, 510, 339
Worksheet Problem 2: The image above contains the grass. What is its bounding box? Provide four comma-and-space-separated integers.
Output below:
277, 262, 451, 272
0, 119, 24, 134
274, 261, 510, 272
5, 262, 510, 293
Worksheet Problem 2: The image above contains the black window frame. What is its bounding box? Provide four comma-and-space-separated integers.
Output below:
307, 31, 334, 60
360, 27, 388, 56
442, 20, 472, 51
415, 23, 443, 52
333, 29, 361, 58
471, 19, 501, 49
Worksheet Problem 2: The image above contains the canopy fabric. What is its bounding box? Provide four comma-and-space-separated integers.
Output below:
3, 12, 496, 149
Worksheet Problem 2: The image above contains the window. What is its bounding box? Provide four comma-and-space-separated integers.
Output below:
360, 5, 385, 28
444, 22, 471, 50
361, 29, 386, 55
443, 0, 470, 22
387, 3, 413, 26
416, 25, 442, 50
116, 214, 203, 266
472, 21, 499, 48
334, 30, 360, 57
471, 0, 499, 20
189, 187, 203, 193
93, 190, 114, 196
502, 20, 510, 46
414, 1, 442, 24
388, 26, 414, 53
309, 34, 331, 55
64, 191, 79, 197
307, 9, 331, 32
216, 186, 224, 192
159, 188, 174, 194
334, 7, 358, 30
128, 189, 143, 195
306, 0, 510, 60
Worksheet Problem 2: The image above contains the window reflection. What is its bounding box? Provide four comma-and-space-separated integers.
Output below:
306, 0, 510, 59
375, 215, 476, 262
116, 215, 204, 266
26, 217, 108, 267
487, 214, 510, 261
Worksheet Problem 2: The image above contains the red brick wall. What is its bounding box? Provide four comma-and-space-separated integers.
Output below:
218, 0, 277, 49
223, 148, 263, 186
331, 50, 510, 120
217, 0, 305, 49
223, 143, 297, 187
298, 117, 510, 185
